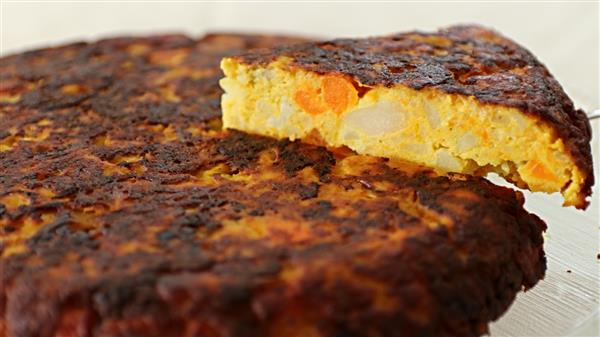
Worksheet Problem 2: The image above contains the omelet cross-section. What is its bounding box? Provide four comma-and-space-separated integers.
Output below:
220, 25, 594, 209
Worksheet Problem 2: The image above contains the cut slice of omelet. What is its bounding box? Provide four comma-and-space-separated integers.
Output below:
220, 25, 594, 209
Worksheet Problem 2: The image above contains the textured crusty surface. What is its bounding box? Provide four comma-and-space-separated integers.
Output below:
1, 34, 546, 337
227, 25, 594, 208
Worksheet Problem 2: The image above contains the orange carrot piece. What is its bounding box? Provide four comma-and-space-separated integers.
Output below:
293, 85, 326, 116
523, 159, 559, 182
321, 75, 358, 115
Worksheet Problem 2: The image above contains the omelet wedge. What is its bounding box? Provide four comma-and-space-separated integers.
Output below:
220, 25, 594, 209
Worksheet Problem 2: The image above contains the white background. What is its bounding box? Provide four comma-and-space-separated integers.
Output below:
1, 1, 599, 336
2, 0, 599, 109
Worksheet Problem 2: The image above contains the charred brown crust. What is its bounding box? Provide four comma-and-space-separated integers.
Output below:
1, 33, 545, 337
233, 25, 594, 206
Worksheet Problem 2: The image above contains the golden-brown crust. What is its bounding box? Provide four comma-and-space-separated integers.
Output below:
1, 33, 545, 337
233, 25, 594, 207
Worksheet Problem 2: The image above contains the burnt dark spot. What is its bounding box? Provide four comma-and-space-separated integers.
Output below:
230, 201, 246, 212
31, 201, 63, 211
218, 283, 251, 305
217, 131, 275, 169
145, 143, 206, 174
251, 259, 282, 276
278, 140, 335, 179
156, 229, 177, 243
302, 200, 333, 220
54, 185, 79, 198
28, 213, 72, 244
147, 103, 179, 125
93, 273, 163, 317
3, 224, 16, 233
172, 212, 218, 230
249, 208, 265, 216
298, 182, 320, 200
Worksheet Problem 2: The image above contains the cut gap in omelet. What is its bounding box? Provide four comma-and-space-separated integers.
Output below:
219, 25, 594, 209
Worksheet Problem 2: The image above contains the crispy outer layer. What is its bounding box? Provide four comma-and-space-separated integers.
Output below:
231, 24, 594, 208
1, 34, 545, 337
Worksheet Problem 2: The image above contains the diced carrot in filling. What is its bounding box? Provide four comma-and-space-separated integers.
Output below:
321, 75, 358, 115
523, 159, 559, 183
293, 76, 358, 116
294, 85, 327, 115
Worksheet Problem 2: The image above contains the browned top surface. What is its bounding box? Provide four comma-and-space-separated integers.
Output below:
233, 25, 594, 205
1, 33, 545, 337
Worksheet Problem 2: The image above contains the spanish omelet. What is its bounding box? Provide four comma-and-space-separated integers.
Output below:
220, 25, 594, 209
0, 33, 546, 337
